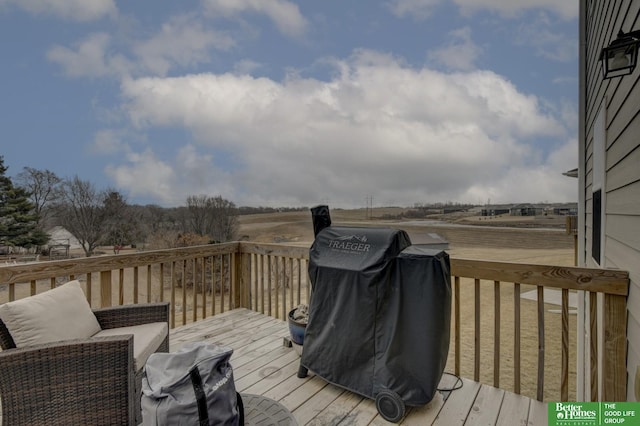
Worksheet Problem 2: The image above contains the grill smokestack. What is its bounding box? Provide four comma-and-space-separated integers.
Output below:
310, 205, 332, 237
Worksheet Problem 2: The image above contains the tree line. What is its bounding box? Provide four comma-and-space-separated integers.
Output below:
0, 156, 240, 257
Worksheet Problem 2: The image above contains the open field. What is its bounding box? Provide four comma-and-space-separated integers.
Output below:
237, 207, 574, 252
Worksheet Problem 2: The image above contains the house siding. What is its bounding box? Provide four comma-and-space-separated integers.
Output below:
582, 0, 640, 401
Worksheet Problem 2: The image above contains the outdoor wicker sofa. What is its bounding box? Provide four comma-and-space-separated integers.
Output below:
0, 288, 169, 426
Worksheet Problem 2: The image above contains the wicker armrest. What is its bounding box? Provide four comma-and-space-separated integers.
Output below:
0, 335, 136, 425
93, 302, 170, 330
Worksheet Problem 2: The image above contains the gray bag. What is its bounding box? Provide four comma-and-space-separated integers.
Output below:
141, 342, 244, 426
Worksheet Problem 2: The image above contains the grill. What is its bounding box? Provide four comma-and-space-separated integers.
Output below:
298, 205, 451, 422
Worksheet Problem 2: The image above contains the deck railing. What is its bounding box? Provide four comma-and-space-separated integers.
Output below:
0, 242, 628, 402
449, 258, 628, 403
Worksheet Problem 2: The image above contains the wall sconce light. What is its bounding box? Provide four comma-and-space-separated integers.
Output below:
599, 29, 640, 79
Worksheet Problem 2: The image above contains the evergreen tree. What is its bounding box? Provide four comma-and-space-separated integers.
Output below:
0, 157, 49, 248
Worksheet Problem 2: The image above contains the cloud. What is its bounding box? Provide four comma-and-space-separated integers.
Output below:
428, 27, 483, 71
462, 138, 577, 203
515, 13, 578, 62
552, 76, 577, 85
47, 16, 235, 79
111, 49, 573, 207
387, 0, 441, 20
92, 129, 128, 155
47, 33, 133, 78
386, 0, 577, 21
47, 33, 130, 78
105, 145, 236, 206
105, 149, 177, 204
133, 14, 235, 76
0, 0, 117, 21
233, 59, 263, 75
453, 0, 577, 20
202, 0, 308, 37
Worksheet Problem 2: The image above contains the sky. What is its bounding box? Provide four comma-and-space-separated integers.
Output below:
0, 0, 579, 208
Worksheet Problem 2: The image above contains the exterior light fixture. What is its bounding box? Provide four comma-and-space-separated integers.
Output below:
599, 29, 640, 79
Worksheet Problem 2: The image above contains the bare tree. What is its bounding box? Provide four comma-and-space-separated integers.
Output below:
138, 204, 180, 234
15, 167, 62, 230
209, 196, 238, 242
186, 195, 210, 237
54, 176, 108, 257
185, 195, 238, 242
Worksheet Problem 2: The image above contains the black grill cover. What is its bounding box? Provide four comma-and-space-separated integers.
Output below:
301, 226, 451, 406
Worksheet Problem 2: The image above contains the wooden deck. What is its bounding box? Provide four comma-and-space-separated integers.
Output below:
170, 308, 549, 425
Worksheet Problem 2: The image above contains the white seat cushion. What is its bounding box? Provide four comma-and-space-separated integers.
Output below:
0, 280, 101, 347
93, 322, 168, 370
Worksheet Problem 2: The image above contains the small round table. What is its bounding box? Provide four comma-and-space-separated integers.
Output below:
242, 394, 297, 425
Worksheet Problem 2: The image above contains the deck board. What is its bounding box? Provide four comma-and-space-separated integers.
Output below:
169, 308, 549, 425
464, 383, 505, 425
308, 389, 363, 425
292, 382, 345, 425
495, 388, 531, 426
338, 398, 380, 425
433, 378, 481, 425
528, 398, 549, 426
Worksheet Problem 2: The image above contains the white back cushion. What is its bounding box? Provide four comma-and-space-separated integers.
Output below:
0, 280, 101, 347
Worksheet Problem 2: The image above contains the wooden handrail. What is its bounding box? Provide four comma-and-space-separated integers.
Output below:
0, 243, 240, 284
450, 258, 628, 294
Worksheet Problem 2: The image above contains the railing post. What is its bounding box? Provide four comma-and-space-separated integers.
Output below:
100, 270, 112, 307
234, 245, 251, 309
602, 293, 627, 401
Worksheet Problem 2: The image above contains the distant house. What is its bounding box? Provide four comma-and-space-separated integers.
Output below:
481, 204, 511, 216
509, 204, 543, 216
482, 203, 577, 217
46, 226, 82, 250
553, 203, 578, 216
579, 0, 639, 402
